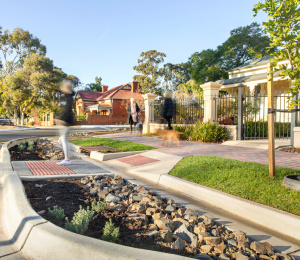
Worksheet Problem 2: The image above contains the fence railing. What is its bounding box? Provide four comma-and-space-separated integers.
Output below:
152, 97, 204, 124
214, 93, 238, 125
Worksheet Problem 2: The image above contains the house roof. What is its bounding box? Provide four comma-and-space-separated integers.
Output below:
217, 70, 280, 85
77, 91, 103, 100
232, 55, 272, 71
77, 83, 144, 101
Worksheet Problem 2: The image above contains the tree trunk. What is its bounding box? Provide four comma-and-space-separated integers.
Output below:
13, 107, 18, 125
20, 106, 25, 126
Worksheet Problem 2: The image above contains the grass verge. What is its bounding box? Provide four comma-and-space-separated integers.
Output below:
71, 137, 155, 152
169, 156, 300, 215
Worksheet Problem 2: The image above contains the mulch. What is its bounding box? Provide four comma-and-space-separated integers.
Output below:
9, 145, 44, 161
23, 179, 193, 258
280, 147, 300, 153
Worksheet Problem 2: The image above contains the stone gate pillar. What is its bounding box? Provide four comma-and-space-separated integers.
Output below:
200, 82, 221, 122
143, 93, 157, 134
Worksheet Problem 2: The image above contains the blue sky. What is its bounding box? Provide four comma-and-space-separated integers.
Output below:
1, 0, 268, 89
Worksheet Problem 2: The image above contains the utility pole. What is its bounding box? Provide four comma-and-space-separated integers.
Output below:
267, 63, 275, 177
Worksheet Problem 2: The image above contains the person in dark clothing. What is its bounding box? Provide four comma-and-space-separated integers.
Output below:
163, 92, 174, 130
56, 80, 75, 165
127, 98, 140, 133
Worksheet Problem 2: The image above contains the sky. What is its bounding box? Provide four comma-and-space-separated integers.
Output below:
1, 0, 268, 89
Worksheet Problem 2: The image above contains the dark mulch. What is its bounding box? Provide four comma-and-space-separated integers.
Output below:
9, 144, 44, 161
280, 147, 300, 153
23, 179, 193, 258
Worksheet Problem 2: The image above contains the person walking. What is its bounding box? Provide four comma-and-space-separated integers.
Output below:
127, 98, 140, 133
163, 91, 174, 130
56, 80, 75, 165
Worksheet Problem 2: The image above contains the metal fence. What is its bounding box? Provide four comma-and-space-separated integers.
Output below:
216, 91, 293, 140
152, 97, 204, 124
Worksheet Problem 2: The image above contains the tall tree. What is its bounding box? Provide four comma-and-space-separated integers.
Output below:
218, 22, 272, 70
3, 54, 54, 125
188, 49, 228, 85
85, 76, 102, 92
133, 50, 166, 95
253, 0, 300, 108
162, 63, 191, 91
0, 27, 46, 121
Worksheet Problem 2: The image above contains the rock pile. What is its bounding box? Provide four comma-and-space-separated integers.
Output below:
81, 175, 294, 260
36, 139, 64, 160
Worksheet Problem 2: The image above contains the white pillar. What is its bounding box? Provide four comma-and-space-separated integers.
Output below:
201, 82, 222, 123
143, 93, 157, 134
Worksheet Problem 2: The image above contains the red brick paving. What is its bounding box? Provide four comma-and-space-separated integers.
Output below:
118, 155, 159, 166
26, 161, 76, 176
100, 133, 300, 170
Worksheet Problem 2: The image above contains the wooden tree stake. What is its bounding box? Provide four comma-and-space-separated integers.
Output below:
267, 63, 275, 177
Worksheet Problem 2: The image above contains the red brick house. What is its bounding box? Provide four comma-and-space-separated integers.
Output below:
75, 81, 144, 124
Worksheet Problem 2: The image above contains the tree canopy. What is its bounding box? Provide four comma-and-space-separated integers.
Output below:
254, 0, 300, 107
133, 50, 166, 95
85, 76, 103, 92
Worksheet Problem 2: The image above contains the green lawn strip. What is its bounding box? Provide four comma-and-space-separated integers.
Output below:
71, 137, 155, 152
169, 156, 300, 215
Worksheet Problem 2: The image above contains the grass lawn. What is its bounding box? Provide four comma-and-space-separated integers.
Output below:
169, 156, 300, 215
71, 137, 155, 152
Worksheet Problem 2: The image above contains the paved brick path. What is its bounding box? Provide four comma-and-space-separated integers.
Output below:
99, 132, 300, 170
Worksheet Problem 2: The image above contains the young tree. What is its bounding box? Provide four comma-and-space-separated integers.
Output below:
218, 22, 272, 70
253, 0, 300, 107
3, 54, 54, 125
133, 50, 166, 95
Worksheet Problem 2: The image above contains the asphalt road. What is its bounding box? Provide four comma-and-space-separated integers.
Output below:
0, 126, 124, 143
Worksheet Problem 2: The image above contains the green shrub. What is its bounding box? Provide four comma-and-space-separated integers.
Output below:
65, 206, 94, 235
18, 142, 27, 151
27, 141, 35, 151
173, 121, 228, 143
102, 219, 119, 243
91, 198, 106, 212
243, 121, 290, 138
48, 205, 65, 220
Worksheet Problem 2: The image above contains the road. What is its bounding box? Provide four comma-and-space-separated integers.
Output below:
0, 126, 126, 143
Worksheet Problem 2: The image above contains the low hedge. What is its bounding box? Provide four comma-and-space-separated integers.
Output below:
173, 121, 228, 143
244, 121, 291, 138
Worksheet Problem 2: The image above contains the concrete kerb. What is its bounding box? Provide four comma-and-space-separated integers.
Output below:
0, 127, 36, 132
0, 137, 190, 260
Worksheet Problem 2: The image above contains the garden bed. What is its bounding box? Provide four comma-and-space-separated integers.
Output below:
22, 175, 288, 260
279, 147, 300, 154
169, 156, 300, 215
9, 139, 64, 161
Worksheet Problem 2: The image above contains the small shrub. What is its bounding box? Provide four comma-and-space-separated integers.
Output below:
102, 218, 120, 243
65, 206, 94, 235
27, 141, 35, 151
91, 198, 106, 212
48, 205, 65, 220
173, 121, 227, 143
18, 142, 27, 151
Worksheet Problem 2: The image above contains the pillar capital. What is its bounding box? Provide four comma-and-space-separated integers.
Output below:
143, 93, 157, 101
200, 81, 222, 91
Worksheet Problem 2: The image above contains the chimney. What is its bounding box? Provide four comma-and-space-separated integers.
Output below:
102, 85, 108, 92
131, 81, 138, 93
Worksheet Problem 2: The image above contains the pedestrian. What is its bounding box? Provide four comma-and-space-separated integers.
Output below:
56, 80, 75, 165
127, 98, 140, 133
163, 91, 174, 130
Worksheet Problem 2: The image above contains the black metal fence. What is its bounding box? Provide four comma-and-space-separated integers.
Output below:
216, 91, 293, 140
152, 97, 204, 124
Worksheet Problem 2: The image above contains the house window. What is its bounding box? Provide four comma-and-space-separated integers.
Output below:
100, 110, 108, 115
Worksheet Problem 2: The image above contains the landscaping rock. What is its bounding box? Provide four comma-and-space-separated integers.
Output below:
203, 236, 221, 246
202, 218, 215, 228
174, 224, 197, 243
155, 219, 175, 232
171, 238, 185, 250
236, 252, 249, 260
105, 193, 121, 203
214, 241, 226, 254
194, 224, 207, 234
146, 230, 160, 240
152, 213, 163, 220
160, 230, 173, 243
250, 242, 274, 255
218, 253, 230, 260
227, 239, 238, 247
165, 205, 175, 214
200, 245, 213, 254
173, 218, 189, 229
